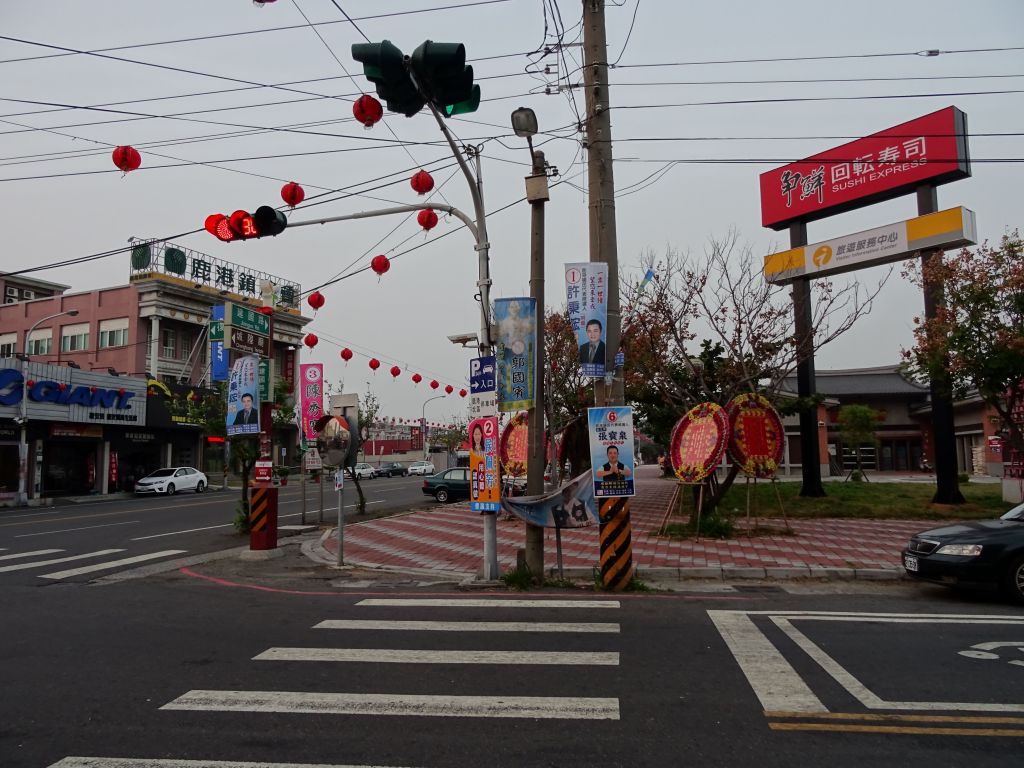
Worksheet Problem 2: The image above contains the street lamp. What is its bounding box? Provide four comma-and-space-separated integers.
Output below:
421, 394, 446, 461
18, 309, 79, 505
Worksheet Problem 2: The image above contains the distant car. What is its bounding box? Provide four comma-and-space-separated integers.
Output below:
376, 462, 407, 478
421, 467, 470, 503
353, 463, 375, 480
407, 461, 435, 476
902, 501, 1024, 604
135, 467, 208, 495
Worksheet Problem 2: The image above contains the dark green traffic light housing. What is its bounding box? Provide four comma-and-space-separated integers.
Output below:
351, 39, 480, 118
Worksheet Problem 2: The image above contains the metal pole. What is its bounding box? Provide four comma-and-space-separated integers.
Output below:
525, 149, 549, 579
335, 474, 345, 567
300, 453, 307, 525
318, 465, 324, 523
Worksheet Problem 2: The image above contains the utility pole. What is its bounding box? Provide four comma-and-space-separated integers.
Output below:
524, 148, 549, 578
582, 0, 634, 591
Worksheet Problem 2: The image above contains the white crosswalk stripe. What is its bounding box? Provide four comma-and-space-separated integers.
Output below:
314, 619, 620, 633
0, 548, 63, 562
39, 550, 187, 580
253, 647, 619, 665
0, 549, 123, 573
355, 598, 620, 609
49, 759, 420, 768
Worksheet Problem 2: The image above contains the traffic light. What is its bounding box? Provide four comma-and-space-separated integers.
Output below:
204, 206, 288, 242
351, 40, 425, 117
410, 40, 480, 117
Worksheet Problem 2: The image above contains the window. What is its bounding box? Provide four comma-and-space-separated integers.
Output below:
27, 330, 52, 357
98, 317, 129, 349
0, 333, 15, 357
161, 328, 177, 359
60, 322, 90, 353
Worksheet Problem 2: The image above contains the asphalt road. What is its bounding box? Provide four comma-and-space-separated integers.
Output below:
1, 553, 1023, 768
0, 474, 430, 585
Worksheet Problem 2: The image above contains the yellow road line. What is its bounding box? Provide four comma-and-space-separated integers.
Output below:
769, 722, 1024, 737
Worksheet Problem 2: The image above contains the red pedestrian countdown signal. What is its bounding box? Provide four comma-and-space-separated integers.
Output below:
205, 206, 288, 242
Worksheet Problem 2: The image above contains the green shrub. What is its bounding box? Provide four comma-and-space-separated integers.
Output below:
958, 472, 970, 483
500, 566, 533, 590
850, 469, 864, 482
233, 502, 251, 534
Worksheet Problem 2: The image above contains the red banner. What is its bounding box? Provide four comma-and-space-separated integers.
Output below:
500, 412, 529, 477
726, 393, 785, 479
759, 106, 970, 230
669, 403, 729, 484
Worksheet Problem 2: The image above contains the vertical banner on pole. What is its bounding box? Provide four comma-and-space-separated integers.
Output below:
566, 262, 608, 378
226, 355, 260, 436
588, 406, 635, 591
299, 363, 324, 442
469, 416, 500, 512
494, 298, 536, 412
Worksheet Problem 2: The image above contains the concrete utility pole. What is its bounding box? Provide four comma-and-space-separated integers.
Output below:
524, 148, 549, 577
582, 0, 623, 408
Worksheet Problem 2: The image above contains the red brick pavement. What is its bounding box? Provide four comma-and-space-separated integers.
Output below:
321, 465, 927, 576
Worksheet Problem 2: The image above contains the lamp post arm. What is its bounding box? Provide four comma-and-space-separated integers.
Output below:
288, 202, 478, 242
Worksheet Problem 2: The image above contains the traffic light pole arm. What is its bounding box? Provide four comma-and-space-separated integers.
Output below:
288, 202, 478, 241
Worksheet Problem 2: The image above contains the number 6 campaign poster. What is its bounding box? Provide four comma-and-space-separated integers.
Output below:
588, 406, 635, 498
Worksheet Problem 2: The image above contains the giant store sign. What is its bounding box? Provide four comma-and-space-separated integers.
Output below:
759, 106, 971, 230
0, 359, 148, 425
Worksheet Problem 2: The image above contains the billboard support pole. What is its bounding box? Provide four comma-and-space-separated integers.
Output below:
917, 184, 965, 504
790, 221, 826, 497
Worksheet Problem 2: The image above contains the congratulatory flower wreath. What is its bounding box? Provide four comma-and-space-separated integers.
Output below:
669, 402, 729, 484
726, 393, 785, 479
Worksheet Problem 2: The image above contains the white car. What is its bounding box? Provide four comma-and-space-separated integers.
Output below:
407, 461, 435, 476
135, 467, 208, 495
353, 463, 376, 480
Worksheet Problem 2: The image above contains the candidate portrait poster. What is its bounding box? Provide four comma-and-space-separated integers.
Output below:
500, 471, 599, 529
469, 415, 500, 512
494, 297, 536, 412
226, 354, 261, 436
566, 262, 608, 378
588, 406, 635, 498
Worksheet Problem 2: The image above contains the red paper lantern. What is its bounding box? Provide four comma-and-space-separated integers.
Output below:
304, 333, 318, 349
410, 169, 434, 195
390, 365, 401, 379
340, 347, 353, 362
26, 380, 35, 388
369, 358, 380, 372
112, 145, 141, 173
371, 254, 390, 275
412, 373, 422, 384
117, 388, 126, 397
353, 94, 383, 128
307, 290, 325, 311
430, 380, 439, 390
444, 384, 454, 394
459, 389, 467, 398
281, 181, 305, 207
417, 209, 439, 231
258, 306, 273, 316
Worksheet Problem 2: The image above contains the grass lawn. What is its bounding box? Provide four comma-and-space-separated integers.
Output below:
703, 478, 1009, 521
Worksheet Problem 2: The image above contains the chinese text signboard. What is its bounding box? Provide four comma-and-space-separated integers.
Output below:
494, 298, 536, 412
226, 354, 260, 436
587, 406, 635, 498
469, 416, 500, 512
469, 355, 498, 421
299, 363, 324, 442
759, 106, 970, 230
227, 303, 270, 335
566, 262, 608, 378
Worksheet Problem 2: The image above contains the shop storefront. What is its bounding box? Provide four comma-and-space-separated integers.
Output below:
0, 358, 149, 501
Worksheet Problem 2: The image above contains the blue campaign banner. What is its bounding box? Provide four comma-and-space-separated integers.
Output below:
226, 354, 260, 436
566, 262, 608, 378
494, 297, 536, 412
588, 406, 635, 498
500, 471, 599, 529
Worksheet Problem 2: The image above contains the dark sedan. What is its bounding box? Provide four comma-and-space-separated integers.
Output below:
421, 467, 470, 503
376, 462, 407, 478
902, 501, 1024, 603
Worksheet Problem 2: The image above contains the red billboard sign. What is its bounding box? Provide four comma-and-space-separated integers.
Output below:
759, 106, 970, 230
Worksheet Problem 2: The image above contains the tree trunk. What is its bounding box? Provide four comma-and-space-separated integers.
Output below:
347, 467, 366, 514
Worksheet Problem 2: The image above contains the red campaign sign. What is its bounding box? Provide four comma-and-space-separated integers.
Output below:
759, 106, 970, 230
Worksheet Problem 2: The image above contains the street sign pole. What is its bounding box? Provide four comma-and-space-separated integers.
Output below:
335, 468, 345, 567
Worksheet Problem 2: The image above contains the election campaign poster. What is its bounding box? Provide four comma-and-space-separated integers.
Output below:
588, 406, 635, 498
494, 297, 536, 412
226, 354, 260, 436
566, 262, 608, 378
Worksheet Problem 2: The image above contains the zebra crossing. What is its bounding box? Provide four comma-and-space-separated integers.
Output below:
48, 596, 624, 767
0, 546, 187, 581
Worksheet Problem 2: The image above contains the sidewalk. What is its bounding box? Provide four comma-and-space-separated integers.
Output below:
317, 465, 926, 582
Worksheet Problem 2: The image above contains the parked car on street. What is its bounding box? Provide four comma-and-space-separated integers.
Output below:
376, 462, 407, 477
421, 467, 470, 503
135, 467, 208, 495
902, 501, 1024, 603
353, 463, 375, 480
407, 461, 435, 476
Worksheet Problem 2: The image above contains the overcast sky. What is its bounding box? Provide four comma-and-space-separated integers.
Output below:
2, 0, 1021, 424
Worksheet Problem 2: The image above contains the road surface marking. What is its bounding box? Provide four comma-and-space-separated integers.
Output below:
162, 690, 620, 719
39, 550, 188, 580
707, 610, 827, 714
254, 648, 619, 665
315, 619, 620, 633
769, 722, 1024, 737
768, 711, 1024, 724
771, 616, 1024, 713
132, 524, 233, 540
0, 549, 123, 573
17, 521, 140, 538
49, 759, 420, 768
356, 598, 620, 609
0, 548, 63, 561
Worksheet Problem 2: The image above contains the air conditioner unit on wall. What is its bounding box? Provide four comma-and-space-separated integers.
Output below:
22, 290, 34, 299
4, 297, 16, 304
5, 287, 17, 297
